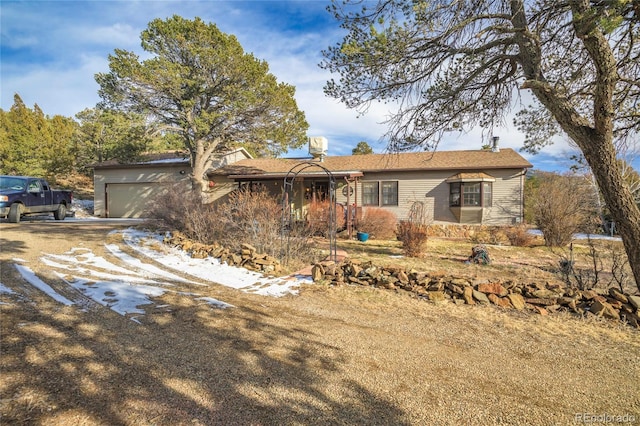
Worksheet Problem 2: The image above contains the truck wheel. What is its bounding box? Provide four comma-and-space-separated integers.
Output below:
8, 204, 21, 223
54, 204, 66, 220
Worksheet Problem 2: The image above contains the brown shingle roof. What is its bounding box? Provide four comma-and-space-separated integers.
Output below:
210, 148, 532, 178
446, 172, 496, 182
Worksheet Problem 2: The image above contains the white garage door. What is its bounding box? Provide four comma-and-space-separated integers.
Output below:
106, 183, 160, 218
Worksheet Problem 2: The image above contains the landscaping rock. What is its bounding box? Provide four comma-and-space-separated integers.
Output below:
163, 231, 639, 328
463, 286, 475, 305
477, 282, 508, 297
427, 291, 447, 304
472, 290, 490, 304
311, 264, 325, 281
446, 282, 465, 295
628, 295, 640, 311
532, 305, 548, 315
450, 278, 470, 287
525, 297, 557, 306
488, 293, 513, 308
507, 293, 526, 310
590, 300, 620, 320
608, 288, 628, 304
396, 270, 409, 283
532, 289, 561, 299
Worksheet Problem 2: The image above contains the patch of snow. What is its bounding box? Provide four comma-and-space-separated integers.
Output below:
10, 227, 314, 323
41, 256, 161, 285
56, 273, 166, 316
120, 228, 310, 296
0, 283, 17, 295
105, 243, 198, 285
44, 248, 138, 275
194, 297, 234, 309
15, 264, 74, 306
528, 229, 622, 241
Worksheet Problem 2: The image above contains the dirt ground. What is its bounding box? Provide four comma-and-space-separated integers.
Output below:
1, 221, 639, 425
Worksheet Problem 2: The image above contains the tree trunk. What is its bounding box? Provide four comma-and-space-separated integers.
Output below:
581, 139, 640, 293
190, 160, 210, 199
513, 0, 640, 292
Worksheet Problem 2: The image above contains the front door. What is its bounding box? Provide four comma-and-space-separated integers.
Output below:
305, 181, 328, 203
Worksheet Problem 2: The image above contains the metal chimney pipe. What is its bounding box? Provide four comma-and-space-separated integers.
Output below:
492, 136, 500, 152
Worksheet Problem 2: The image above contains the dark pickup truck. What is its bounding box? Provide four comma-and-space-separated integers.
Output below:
0, 176, 73, 223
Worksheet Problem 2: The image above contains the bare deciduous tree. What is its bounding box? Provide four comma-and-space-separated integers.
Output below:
321, 0, 640, 290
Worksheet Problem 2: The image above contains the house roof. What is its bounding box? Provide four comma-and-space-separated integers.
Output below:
93, 152, 190, 169
209, 148, 532, 179
446, 172, 496, 182
93, 148, 252, 170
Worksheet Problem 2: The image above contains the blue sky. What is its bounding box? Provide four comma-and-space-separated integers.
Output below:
0, 0, 604, 171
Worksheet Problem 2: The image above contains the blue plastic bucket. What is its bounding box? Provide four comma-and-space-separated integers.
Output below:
356, 232, 369, 242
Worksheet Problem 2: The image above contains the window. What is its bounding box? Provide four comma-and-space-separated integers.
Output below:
463, 182, 481, 206
362, 181, 399, 206
27, 180, 41, 192
449, 182, 492, 207
450, 182, 461, 207
381, 181, 398, 206
362, 182, 379, 206
483, 182, 492, 207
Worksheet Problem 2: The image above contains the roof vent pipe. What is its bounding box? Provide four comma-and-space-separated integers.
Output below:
491, 136, 500, 152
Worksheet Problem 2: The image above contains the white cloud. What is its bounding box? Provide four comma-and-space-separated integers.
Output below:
2, 54, 107, 118
0, 0, 593, 171
77, 23, 142, 49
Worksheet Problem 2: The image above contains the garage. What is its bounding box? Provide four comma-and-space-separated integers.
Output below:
106, 183, 161, 218
93, 149, 251, 218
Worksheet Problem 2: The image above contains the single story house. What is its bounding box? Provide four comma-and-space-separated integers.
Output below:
208, 147, 532, 226
93, 148, 251, 218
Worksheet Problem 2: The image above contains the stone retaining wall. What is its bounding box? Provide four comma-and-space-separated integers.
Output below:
163, 231, 639, 328
164, 232, 282, 274
311, 258, 640, 327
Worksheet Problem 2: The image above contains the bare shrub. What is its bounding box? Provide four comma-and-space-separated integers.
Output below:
358, 207, 398, 239
396, 202, 429, 257
505, 225, 535, 247
217, 188, 322, 270
528, 172, 595, 246
212, 188, 283, 255
149, 187, 321, 270
469, 227, 508, 245
146, 188, 218, 244
306, 200, 345, 236
396, 221, 429, 257
557, 239, 635, 293
608, 241, 634, 293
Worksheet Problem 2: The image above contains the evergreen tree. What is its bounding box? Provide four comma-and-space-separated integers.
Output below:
76, 107, 150, 169
96, 16, 309, 192
352, 141, 373, 155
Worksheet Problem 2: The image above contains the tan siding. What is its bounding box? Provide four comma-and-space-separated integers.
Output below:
94, 150, 250, 217
204, 176, 239, 205
482, 169, 525, 225
94, 164, 191, 217
344, 168, 525, 225
355, 171, 458, 222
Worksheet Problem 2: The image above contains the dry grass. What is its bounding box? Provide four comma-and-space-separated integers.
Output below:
55, 173, 94, 199
337, 234, 637, 293
1, 223, 638, 425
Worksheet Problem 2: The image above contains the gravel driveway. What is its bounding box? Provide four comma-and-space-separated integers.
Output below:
1, 222, 639, 425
